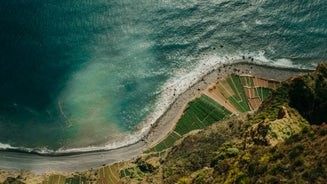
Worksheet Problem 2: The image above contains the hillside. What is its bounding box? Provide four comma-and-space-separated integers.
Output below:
120, 62, 327, 184
1, 63, 326, 184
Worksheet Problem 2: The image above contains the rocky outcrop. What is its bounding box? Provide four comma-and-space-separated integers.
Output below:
288, 62, 327, 125
247, 106, 308, 146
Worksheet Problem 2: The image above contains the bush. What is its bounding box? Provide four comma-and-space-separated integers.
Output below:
226, 148, 239, 157
235, 172, 251, 184
319, 129, 327, 136
269, 163, 284, 175
285, 134, 300, 144
178, 177, 189, 184
288, 144, 304, 159
192, 173, 205, 184
293, 157, 304, 167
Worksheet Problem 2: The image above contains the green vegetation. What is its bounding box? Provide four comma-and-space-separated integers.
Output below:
64, 176, 87, 184
118, 63, 327, 183
147, 94, 232, 153
226, 75, 250, 112
147, 115, 326, 184
146, 132, 179, 153
240, 76, 254, 87
257, 87, 271, 101
252, 84, 290, 124
288, 62, 327, 124
43, 175, 65, 184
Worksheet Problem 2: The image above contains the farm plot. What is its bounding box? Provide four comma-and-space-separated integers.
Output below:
248, 98, 262, 110
243, 87, 258, 99
257, 87, 272, 101
43, 175, 66, 184
239, 75, 254, 87
147, 75, 280, 153
226, 75, 250, 112
148, 94, 232, 153
268, 80, 279, 89
64, 176, 88, 184
98, 163, 121, 184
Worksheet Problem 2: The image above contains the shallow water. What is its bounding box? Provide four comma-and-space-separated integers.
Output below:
0, 0, 326, 152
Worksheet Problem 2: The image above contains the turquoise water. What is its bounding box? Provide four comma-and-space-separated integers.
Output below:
0, 0, 326, 152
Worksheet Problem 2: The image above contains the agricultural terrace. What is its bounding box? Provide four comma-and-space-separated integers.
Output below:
147, 95, 232, 153
147, 74, 280, 153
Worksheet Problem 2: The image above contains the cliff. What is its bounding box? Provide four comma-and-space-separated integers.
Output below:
119, 63, 327, 184
1, 63, 326, 184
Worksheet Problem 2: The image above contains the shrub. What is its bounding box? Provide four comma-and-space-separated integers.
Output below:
235, 172, 251, 184
288, 144, 304, 159
285, 134, 300, 144
226, 148, 239, 157
178, 177, 189, 184
319, 129, 327, 136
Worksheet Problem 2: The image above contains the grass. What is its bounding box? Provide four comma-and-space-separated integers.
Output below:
147, 94, 232, 153
175, 95, 231, 134
228, 97, 246, 112
147, 133, 179, 153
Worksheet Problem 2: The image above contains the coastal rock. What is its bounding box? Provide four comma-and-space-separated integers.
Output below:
288, 62, 327, 125
247, 106, 308, 146
315, 62, 327, 76
278, 106, 290, 119
248, 118, 270, 146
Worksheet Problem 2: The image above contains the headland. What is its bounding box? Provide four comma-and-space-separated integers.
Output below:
0, 61, 313, 174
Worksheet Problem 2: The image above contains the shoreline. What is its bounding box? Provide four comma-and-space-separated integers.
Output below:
0, 61, 314, 173
143, 60, 314, 149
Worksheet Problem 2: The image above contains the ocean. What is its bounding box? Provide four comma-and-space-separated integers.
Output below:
0, 0, 326, 153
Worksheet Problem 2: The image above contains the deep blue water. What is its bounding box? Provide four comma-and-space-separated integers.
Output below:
0, 0, 326, 151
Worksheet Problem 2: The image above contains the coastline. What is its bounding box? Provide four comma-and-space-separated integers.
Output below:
0, 60, 314, 173
143, 60, 314, 149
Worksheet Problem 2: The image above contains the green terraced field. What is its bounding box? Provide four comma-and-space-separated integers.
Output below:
257, 87, 272, 101
147, 95, 232, 153
148, 132, 179, 152
226, 75, 250, 112
240, 76, 254, 87
147, 75, 278, 153
44, 175, 65, 184
64, 176, 87, 184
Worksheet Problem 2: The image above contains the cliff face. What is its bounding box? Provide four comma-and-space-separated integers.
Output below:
288, 62, 327, 125
120, 63, 327, 184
